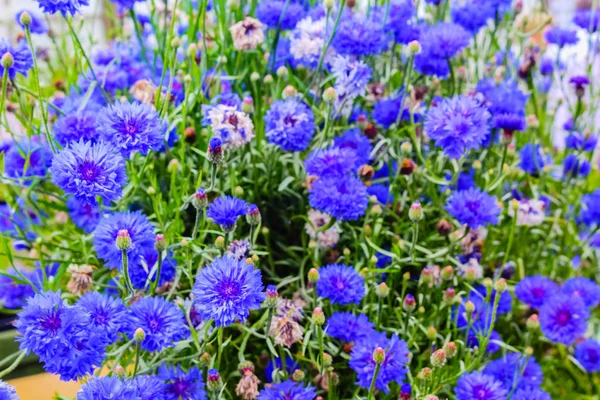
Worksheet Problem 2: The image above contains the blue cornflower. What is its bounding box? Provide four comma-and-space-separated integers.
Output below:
331, 55, 372, 100
126, 296, 188, 352
129, 248, 177, 290
372, 94, 409, 129
493, 113, 526, 133
15, 10, 48, 34
67, 197, 101, 233
519, 144, 546, 176
349, 332, 409, 393
192, 255, 264, 327
483, 354, 544, 391
512, 387, 552, 400
265, 98, 315, 152
97, 102, 167, 158
316, 264, 364, 305
0, 381, 18, 400
0, 267, 34, 310
53, 111, 99, 146
424, 95, 491, 158
15, 291, 106, 381
540, 294, 589, 345
446, 188, 500, 228
451, 1, 497, 34
326, 312, 374, 342
265, 357, 298, 383
566, 132, 597, 152
0, 39, 33, 78
545, 27, 579, 47
469, 285, 512, 315
515, 275, 559, 308
76, 292, 127, 343
35, 0, 90, 15
77, 376, 137, 399
384, 0, 418, 44
581, 190, 600, 227
561, 277, 600, 308
333, 128, 372, 168
256, 0, 306, 30
4, 140, 53, 185
207, 195, 248, 232
477, 79, 529, 117
131, 375, 166, 398
308, 175, 368, 221
574, 9, 600, 32
575, 339, 600, 373
93, 210, 156, 269
158, 364, 207, 400
332, 14, 389, 56
564, 154, 591, 178
415, 23, 471, 77
454, 372, 507, 400
109, 0, 145, 9
49, 140, 127, 205
305, 147, 358, 177
257, 380, 316, 400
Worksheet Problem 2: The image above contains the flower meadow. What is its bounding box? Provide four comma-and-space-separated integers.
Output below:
0, 0, 600, 399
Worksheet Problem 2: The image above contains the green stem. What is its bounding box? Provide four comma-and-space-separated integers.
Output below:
216, 327, 224, 370
133, 343, 141, 376
0, 351, 26, 379
503, 209, 517, 266
367, 362, 382, 400
410, 223, 419, 262
317, 324, 325, 374
192, 208, 202, 241
122, 249, 135, 298
150, 250, 163, 294
0, 67, 8, 128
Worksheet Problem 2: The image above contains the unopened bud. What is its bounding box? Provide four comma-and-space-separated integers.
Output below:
408, 40, 421, 55
372, 347, 386, 363
526, 314, 539, 330
313, 307, 325, 326
242, 96, 254, 113
1, 53, 14, 69
430, 349, 446, 367
418, 367, 433, 381
116, 230, 131, 250
409, 201, 423, 222
376, 282, 389, 298
192, 188, 208, 209
308, 268, 320, 283
322, 353, 333, 367
155, 234, 167, 252
426, 326, 437, 341
167, 158, 180, 173
437, 219, 452, 236
282, 85, 297, 99
443, 342, 457, 358
403, 294, 416, 312
215, 236, 225, 249
200, 352, 212, 366
292, 369, 305, 382
246, 204, 261, 225
208, 137, 224, 164
276, 66, 288, 79
358, 165, 374, 181
184, 126, 197, 143
20, 11, 32, 26
207, 369, 222, 392
323, 87, 337, 103
265, 284, 278, 308
250, 72, 260, 81
134, 327, 146, 342
441, 266, 454, 280
443, 287, 456, 304
263, 74, 273, 84
324, 0, 335, 8
147, 186, 156, 195
494, 278, 507, 293
465, 300, 475, 317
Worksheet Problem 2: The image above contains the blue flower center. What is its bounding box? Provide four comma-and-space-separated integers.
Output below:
217, 280, 241, 299
79, 160, 100, 181
284, 114, 297, 127
168, 378, 192, 396
557, 310, 571, 325
41, 313, 62, 334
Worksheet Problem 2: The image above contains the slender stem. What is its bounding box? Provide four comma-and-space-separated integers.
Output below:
192, 208, 202, 241
150, 250, 164, 294
133, 343, 141, 376
24, 25, 55, 152
503, 209, 518, 266
0, 351, 26, 379
0, 67, 8, 128
317, 324, 325, 374
367, 362, 382, 400
122, 249, 135, 298
216, 327, 224, 370
410, 223, 419, 262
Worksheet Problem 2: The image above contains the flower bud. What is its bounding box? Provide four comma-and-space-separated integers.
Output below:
155, 234, 167, 252
436, 219, 452, 236
167, 158, 180, 173
524, 346, 534, 356
116, 230, 131, 250
418, 367, 432, 381
200, 352, 212, 366
357, 114, 368, 130
426, 326, 437, 341
403, 294, 416, 312
283, 85, 297, 99
441, 266, 454, 280
215, 236, 225, 249
424, 396, 439, 400
526, 314, 539, 331
207, 369, 222, 392
430, 349, 446, 368
400, 158, 416, 175
443, 342, 457, 358
465, 300, 475, 318
372, 347, 386, 363
114, 365, 125, 375
322, 353, 332, 367
323, 87, 337, 103
265, 284, 278, 308
308, 268, 320, 283
376, 282, 389, 298
292, 369, 305, 382
408, 40, 422, 55
364, 123, 377, 139
1, 53, 14, 69
312, 307, 325, 326
494, 278, 507, 293
147, 186, 156, 195
250, 72, 260, 81
400, 383, 412, 400
370, 204, 382, 216
263, 74, 273, 84
187, 43, 198, 57
343, 248, 351, 258
171, 37, 181, 48
134, 327, 146, 342
192, 188, 208, 209
400, 141, 413, 155
403, 272, 410, 281
443, 287, 456, 304
246, 204, 261, 225
242, 96, 254, 114
208, 137, 224, 164
409, 201, 423, 222
324, 0, 335, 8
276, 66, 288, 79
20, 11, 32, 26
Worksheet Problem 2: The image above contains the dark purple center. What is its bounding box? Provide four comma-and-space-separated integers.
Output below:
78, 160, 100, 181
217, 280, 241, 300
